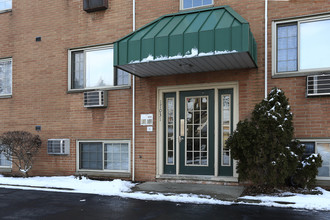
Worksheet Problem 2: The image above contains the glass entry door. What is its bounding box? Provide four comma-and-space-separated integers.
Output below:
163, 88, 233, 177
179, 90, 214, 175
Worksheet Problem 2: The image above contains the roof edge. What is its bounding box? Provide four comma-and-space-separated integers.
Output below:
114, 5, 249, 43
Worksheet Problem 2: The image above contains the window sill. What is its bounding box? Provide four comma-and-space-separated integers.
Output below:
67, 85, 131, 94
0, 167, 12, 173
272, 71, 330, 79
316, 177, 330, 181
76, 170, 131, 178
0, 9, 12, 14
0, 94, 12, 99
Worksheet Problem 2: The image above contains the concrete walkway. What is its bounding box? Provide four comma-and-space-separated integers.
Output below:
132, 182, 245, 201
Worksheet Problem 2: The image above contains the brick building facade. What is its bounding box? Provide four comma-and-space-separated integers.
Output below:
0, 0, 329, 184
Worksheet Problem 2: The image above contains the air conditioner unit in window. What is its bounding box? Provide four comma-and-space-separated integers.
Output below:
84, 90, 108, 108
307, 74, 330, 96
83, 0, 108, 12
47, 139, 70, 155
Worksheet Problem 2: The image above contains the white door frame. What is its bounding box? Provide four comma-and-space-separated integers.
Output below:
156, 82, 239, 181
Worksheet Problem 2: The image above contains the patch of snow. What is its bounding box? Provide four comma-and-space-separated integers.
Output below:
129, 59, 140, 64
198, 51, 214, 57
141, 54, 154, 62
301, 161, 311, 167
290, 151, 298, 157
215, 50, 237, 54
129, 49, 237, 64
1, 175, 330, 210
154, 55, 169, 61
184, 48, 199, 58
239, 187, 330, 211
267, 112, 278, 121
169, 54, 183, 59
0, 175, 231, 205
198, 50, 237, 56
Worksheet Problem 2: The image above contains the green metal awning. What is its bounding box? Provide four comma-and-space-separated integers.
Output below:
114, 6, 257, 77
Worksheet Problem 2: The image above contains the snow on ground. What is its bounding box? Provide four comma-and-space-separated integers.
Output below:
239, 187, 330, 211
0, 175, 230, 205
1, 175, 330, 210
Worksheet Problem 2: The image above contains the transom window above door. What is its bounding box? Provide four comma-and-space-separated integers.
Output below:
69, 45, 130, 91
181, 0, 213, 10
273, 15, 330, 76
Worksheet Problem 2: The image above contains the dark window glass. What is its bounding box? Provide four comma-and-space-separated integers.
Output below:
115, 68, 130, 86
79, 142, 102, 170
300, 142, 315, 160
71, 51, 84, 89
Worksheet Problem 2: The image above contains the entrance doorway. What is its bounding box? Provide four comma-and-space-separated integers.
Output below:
160, 84, 237, 179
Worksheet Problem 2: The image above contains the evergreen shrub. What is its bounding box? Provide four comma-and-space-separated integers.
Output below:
227, 88, 322, 188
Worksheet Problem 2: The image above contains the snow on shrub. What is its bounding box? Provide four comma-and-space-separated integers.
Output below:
226, 88, 322, 188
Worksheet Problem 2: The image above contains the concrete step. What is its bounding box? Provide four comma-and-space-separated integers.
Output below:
132, 182, 245, 201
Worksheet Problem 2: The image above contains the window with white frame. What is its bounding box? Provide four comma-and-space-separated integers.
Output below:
0, 145, 11, 167
273, 15, 330, 75
78, 141, 130, 172
0, 0, 11, 11
300, 141, 330, 179
181, 0, 213, 10
0, 58, 12, 96
69, 46, 130, 90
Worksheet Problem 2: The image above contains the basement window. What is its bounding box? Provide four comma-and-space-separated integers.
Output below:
300, 140, 330, 179
0, 145, 11, 168
78, 140, 130, 173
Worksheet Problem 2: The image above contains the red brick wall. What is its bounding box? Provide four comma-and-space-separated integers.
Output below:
1, 0, 329, 181
0, 0, 134, 176
133, 0, 266, 181
266, 1, 330, 138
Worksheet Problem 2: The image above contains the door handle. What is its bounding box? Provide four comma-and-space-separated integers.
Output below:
179, 119, 185, 143
180, 119, 185, 136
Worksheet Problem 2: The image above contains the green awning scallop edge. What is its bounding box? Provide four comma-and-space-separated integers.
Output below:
114, 5, 257, 77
